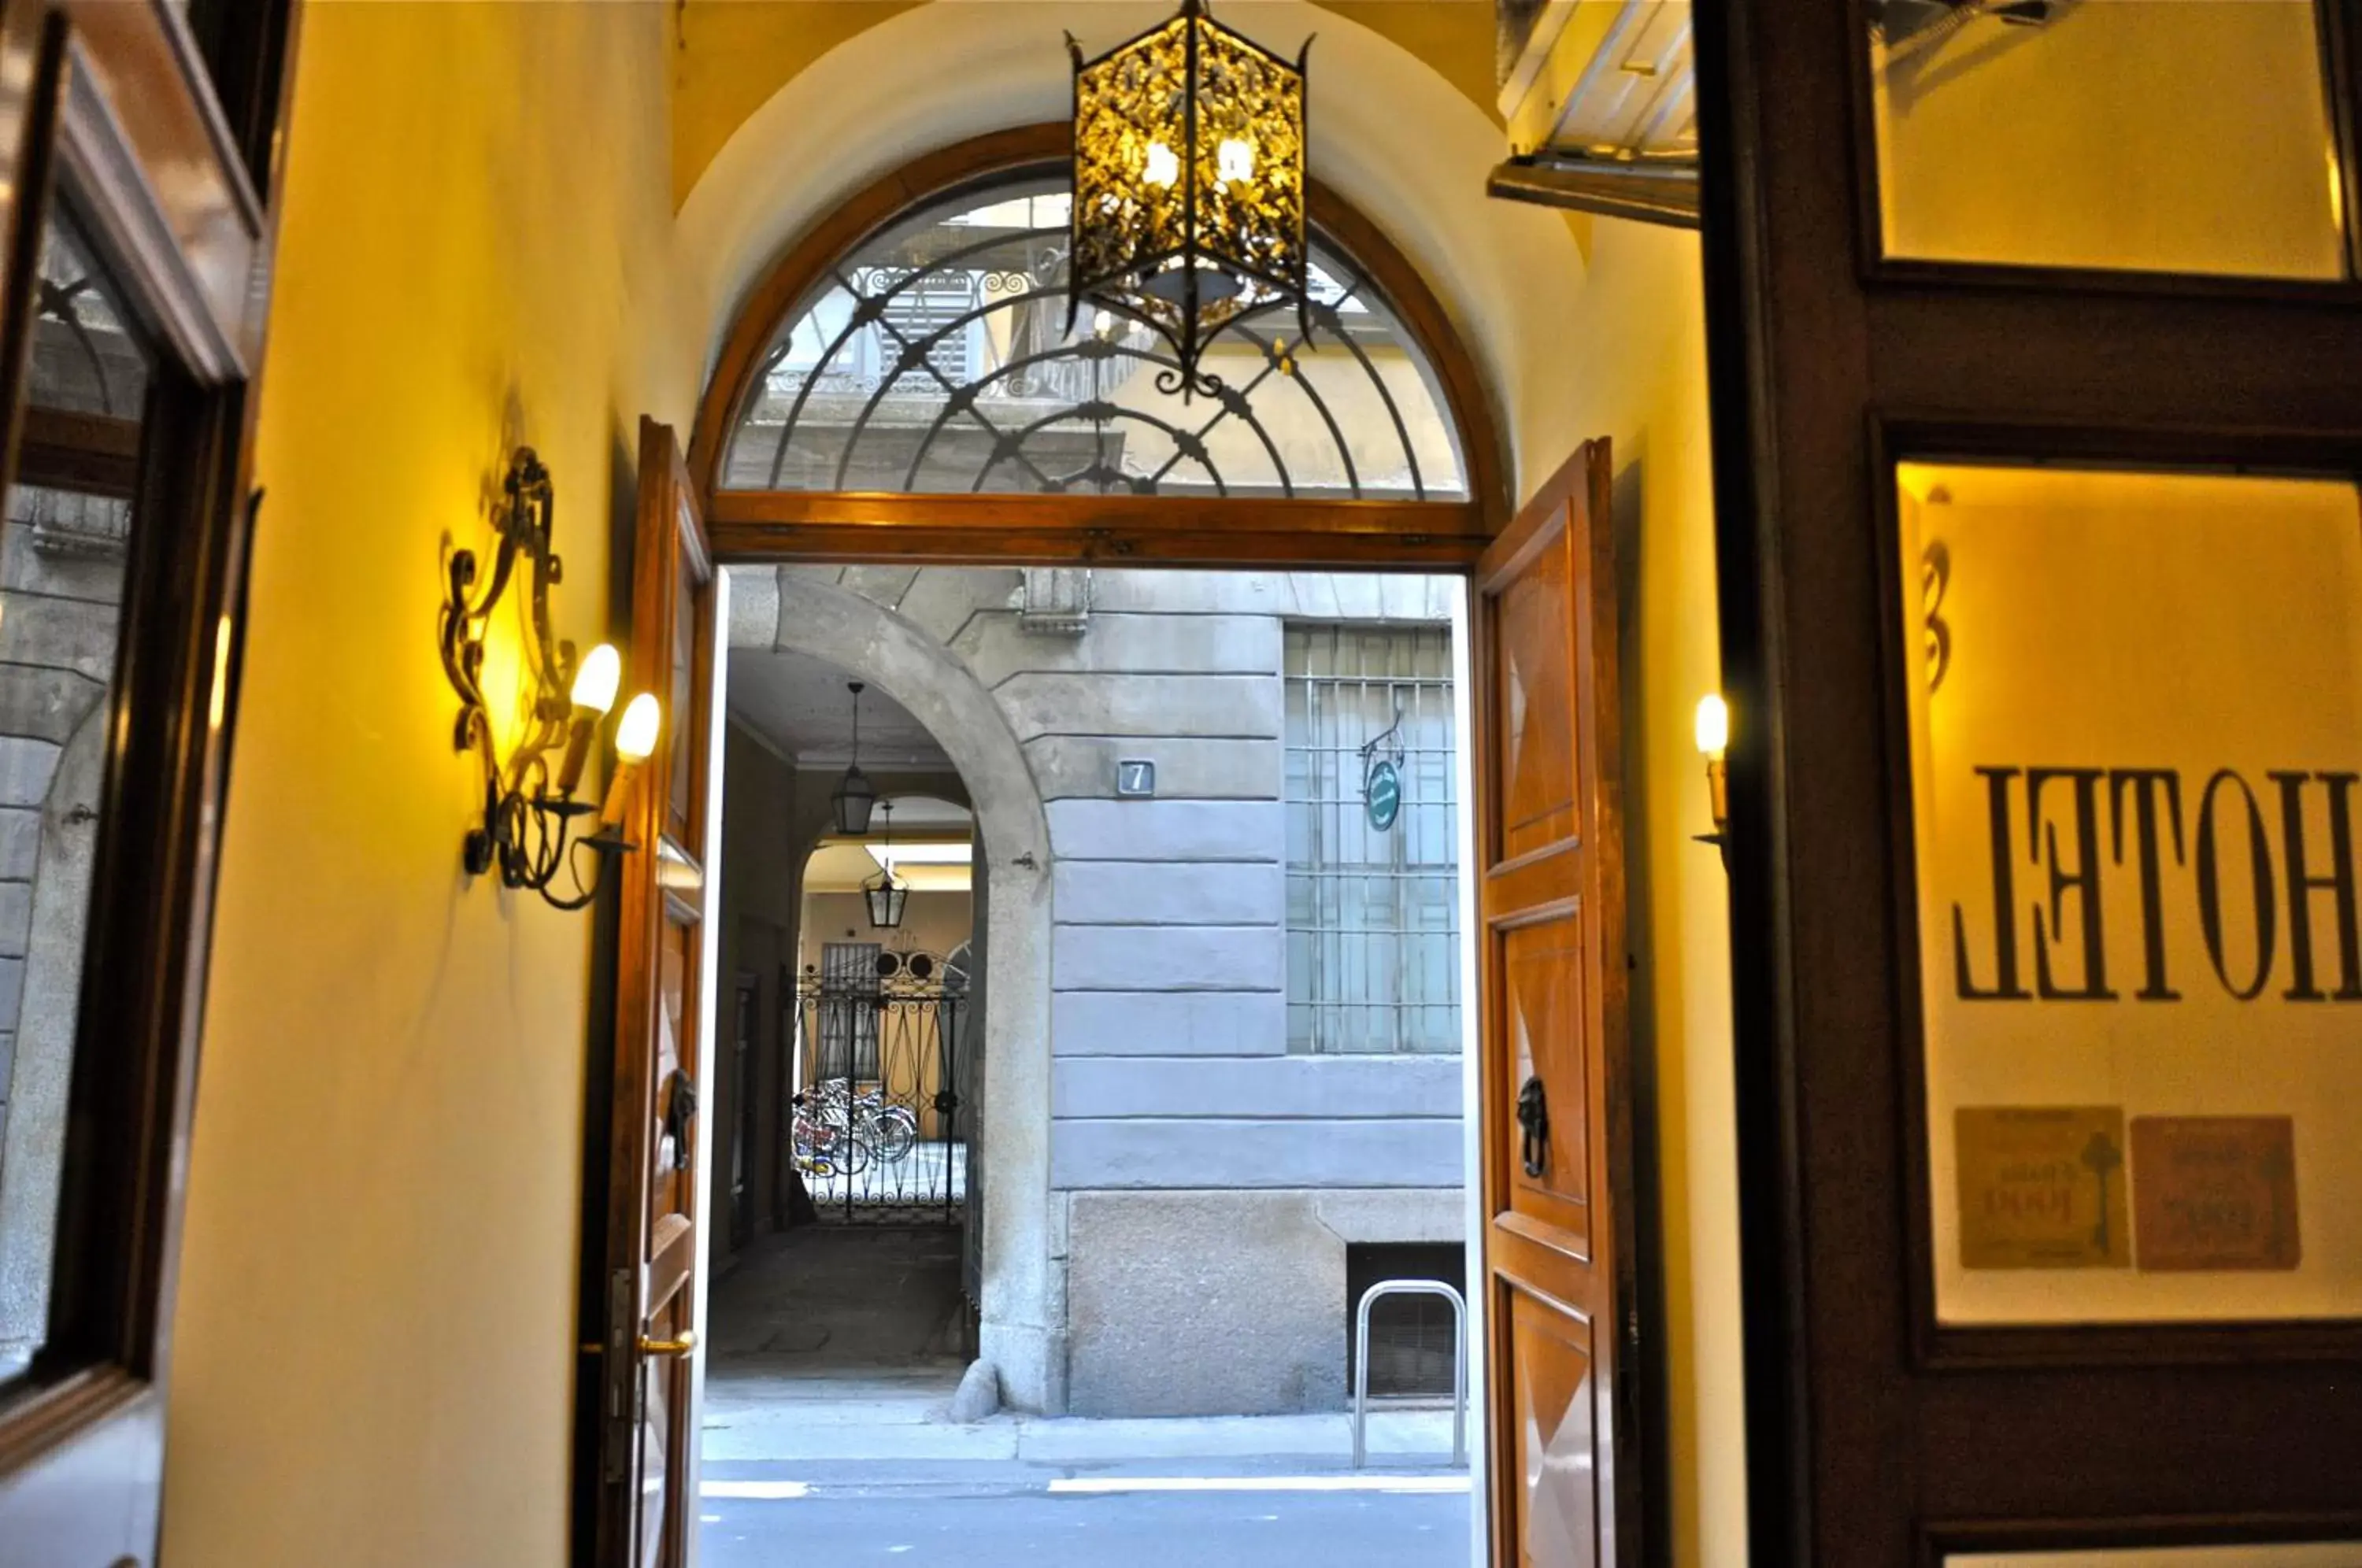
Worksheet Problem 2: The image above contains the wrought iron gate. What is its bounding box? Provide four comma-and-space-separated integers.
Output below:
790, 948, 965, 1224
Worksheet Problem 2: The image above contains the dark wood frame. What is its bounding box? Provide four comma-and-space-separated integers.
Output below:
1870, 416, 2362, 1377
0, 0, 297, 1549
1846, 0, 2362, 296
1694, 2, 2362, 1564
687, 122, 1516, 562
1918, 1512, 2362, 1566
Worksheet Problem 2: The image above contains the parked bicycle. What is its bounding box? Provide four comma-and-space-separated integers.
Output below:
791, 1077, 920, 1175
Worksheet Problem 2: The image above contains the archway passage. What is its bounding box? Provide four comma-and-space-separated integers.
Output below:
688, 124, 1511, 569
681, 112, 1638, 1568
707, 644, 995, 1414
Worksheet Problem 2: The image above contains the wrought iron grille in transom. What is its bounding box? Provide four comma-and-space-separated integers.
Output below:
722, 178, 1469, 501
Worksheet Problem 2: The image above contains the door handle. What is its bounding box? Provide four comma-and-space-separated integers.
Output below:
1516, 1074, 1549, 1178
639, 1329, 698, 1357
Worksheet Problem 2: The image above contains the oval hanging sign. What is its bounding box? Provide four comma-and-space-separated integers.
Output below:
1365, 759, 1402, 832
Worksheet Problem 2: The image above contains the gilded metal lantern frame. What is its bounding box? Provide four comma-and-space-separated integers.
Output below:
1067, 0, 1312, 399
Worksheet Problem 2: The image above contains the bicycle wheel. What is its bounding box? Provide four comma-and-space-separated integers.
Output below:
870, 1111, 917, 1163
833, 1116, 872, 1174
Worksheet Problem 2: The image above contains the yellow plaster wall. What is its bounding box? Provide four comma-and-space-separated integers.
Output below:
670, 0, 1503, 207
160, 6, 694, 1566
673, 0, 925, 206
1560, 217, 1743, 1568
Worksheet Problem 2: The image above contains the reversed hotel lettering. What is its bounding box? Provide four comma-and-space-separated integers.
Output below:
1950, 767, 2362, 1004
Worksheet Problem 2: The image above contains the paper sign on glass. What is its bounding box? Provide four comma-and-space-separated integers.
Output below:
2133, 1116, 2301, 1273
1956, 1107, 2131, 1270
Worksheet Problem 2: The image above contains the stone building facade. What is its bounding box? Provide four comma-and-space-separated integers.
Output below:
724, 562, 1471, 1415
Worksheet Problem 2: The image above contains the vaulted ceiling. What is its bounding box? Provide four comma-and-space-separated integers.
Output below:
670, 0, 1504, 208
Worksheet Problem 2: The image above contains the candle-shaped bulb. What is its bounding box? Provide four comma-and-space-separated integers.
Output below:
556, 643, 624, 796
1143, 141, 1180, 187
599, 693, 662, 829
615, 693, 661, 764
572, 643, 620, 715
1694, 694, 1728, 760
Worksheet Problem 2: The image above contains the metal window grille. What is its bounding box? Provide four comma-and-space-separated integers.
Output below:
1284, 625, 1461, 1054
816, 941, 883, 1081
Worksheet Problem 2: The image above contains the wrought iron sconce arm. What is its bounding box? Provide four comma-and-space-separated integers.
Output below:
442, 448, 658, 911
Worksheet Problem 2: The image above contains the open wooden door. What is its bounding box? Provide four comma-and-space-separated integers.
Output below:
1474, 440, 1636, 1568
590, 418, 718, 1568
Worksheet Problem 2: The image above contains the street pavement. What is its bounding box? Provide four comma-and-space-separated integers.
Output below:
698, 1463, 1472, 1566
702, 1229, 1474, 1564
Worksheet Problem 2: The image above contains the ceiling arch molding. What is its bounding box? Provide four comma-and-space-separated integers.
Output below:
686, 124, 1509, 523
675, 0, 1596, 508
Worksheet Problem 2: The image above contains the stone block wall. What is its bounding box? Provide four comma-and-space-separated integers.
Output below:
774, 565, 1472, 1414
0, 485, 124, 1366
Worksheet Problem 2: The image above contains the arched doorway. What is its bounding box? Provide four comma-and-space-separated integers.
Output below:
663, 105, 1636, 1568
696, 132, 1507, 1420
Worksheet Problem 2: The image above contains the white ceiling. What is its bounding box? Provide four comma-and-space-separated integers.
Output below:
727, 646, 955, 772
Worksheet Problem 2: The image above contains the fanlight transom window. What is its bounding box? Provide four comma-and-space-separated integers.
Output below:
722, 179, 1468, 501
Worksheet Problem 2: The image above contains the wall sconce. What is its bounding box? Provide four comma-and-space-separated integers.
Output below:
440, 446, 661, 910
1694, 693, 1730, 869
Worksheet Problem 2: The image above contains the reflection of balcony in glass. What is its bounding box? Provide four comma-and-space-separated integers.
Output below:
724, 177, 1468, 501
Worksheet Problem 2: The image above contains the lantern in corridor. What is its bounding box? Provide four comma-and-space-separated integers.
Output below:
1067, 0, 1312, 399
864, 801, 909, 930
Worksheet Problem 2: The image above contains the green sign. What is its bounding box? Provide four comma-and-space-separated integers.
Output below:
1364, 759, 1401, 832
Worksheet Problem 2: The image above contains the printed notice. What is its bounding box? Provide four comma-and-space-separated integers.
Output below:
1957, 1106, 2131, 1270
2133, 1116, 2301, 1272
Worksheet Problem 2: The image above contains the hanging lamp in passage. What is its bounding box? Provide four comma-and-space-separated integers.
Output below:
864, 801, 910, 930
1066, 0, 1312, 399
832, 680, 879, 835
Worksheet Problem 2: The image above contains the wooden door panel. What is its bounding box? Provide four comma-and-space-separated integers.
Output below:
1501, 912, 1591, 1239
1495, 538, 1580, 864
593, 419, 717, 1568
1479, 438, 1631, 1568
1505, 1286, 1601, 1568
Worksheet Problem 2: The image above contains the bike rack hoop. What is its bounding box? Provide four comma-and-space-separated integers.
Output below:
1350, 1278, 1468, 1469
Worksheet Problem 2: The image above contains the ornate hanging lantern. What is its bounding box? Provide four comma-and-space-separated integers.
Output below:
864, 801, 909, 930
1067, 0, 1312, 399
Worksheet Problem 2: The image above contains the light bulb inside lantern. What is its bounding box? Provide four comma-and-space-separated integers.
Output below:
1143, 141, 1180, 188
1217, 138, 1255, 183
571, 643, 620, 715
615, 693, 661, 764
1694, 694, 1729, 760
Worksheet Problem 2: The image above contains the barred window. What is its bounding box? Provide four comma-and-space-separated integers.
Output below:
1284, 626, 1461, 1054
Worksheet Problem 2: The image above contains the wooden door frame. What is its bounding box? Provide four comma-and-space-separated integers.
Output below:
629, 118, 1669, 1567
583, 419, 721, 1568
694, 499, 1657, 1568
